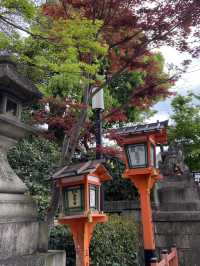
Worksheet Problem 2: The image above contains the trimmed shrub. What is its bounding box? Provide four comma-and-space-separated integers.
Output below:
90, 215, 139, 266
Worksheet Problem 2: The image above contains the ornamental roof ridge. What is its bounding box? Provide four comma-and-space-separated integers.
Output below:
114, 120, 168, 136
53, 159, 106, 180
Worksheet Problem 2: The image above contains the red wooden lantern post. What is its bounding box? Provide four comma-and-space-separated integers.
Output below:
53, 160, 112, 266
115, 121, 168, 266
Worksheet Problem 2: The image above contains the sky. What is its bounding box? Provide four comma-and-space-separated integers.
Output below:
148, 46, 200, 124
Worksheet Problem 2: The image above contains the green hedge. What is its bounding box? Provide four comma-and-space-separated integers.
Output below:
8, 136, 59, 220
49, 215, 139, 266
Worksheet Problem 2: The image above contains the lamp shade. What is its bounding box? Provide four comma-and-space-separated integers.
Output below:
92, 88, 104, 110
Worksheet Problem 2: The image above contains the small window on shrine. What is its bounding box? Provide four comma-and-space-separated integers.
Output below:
6, 98, 18, 117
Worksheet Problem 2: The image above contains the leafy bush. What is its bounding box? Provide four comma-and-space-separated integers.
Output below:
49, 215, 139, 266
90, 215, 139, 266
8, 136, 59, 220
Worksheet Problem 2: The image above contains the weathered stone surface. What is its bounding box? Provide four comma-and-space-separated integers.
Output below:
154, 220, 200, 234
0, 134, 27, 193
38, 222, 49, 253
0, 221, 39, 260
0, 250, 66, 266
0, 193, 37, 222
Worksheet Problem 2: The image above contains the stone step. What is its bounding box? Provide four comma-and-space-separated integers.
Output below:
0, 193, 37, 223
153, 210, 200, 222
156, 202, 200, 211
157, 180, 190, 189
157, 185, 200, 203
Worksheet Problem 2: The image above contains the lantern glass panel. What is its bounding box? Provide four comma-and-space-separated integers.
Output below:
126, 143, 147, 168
63, 185, 84, 215
150, 144, 156, 167
89, 185, 99, 210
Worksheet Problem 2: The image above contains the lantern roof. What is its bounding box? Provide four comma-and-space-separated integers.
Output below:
0, 54, 42, 103
115, 120, 168, 136
53, 159, 112, 182
114, 120, 168, 145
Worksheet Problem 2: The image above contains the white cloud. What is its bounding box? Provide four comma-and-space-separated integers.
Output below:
150, 46, 200, 123
146, 111, 171, 124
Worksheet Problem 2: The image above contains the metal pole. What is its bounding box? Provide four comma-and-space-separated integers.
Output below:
92, 87, 104, 211
94, 108, 103, 160
94, 108, 104, 211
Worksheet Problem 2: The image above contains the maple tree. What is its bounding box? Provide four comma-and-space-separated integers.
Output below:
1, 1, 173, 154
38, 0, 200, 150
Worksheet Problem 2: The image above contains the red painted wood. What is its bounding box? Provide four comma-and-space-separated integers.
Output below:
150, 248, 179, 266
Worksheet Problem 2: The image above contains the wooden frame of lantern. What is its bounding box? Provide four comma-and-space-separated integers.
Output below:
124, 135, 157, 169
115, 121, 168, 266
58, 174, 102, 217
53, 160, 112, 266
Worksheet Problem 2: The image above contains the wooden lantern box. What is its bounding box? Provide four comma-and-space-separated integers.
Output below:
53, 159, 112, 224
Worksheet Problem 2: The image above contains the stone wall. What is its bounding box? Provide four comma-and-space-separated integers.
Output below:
154, 212, 200, 266
104, 200, 140, 221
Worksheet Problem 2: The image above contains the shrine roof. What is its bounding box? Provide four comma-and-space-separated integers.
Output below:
53, 159, 107, 180
114, 120, 168, 136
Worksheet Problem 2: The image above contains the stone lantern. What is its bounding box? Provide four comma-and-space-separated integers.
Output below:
0, 55, 66, 266
0, 55, 42, 193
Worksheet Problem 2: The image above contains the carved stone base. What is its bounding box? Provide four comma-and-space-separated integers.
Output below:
0, 193, 37, 222
154, 211, 200, 266
0, 193, 39, 259
0, 221, 39, 260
